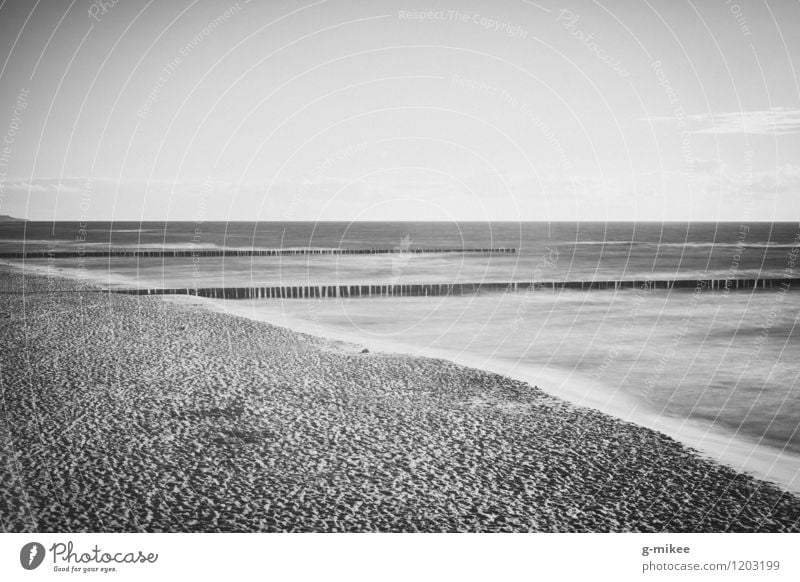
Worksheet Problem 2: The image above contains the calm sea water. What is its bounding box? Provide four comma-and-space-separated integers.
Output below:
4, 221, 798, 285
4, 221, 800, 479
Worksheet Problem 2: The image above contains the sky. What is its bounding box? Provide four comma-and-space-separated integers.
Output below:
0, 0, 798, 221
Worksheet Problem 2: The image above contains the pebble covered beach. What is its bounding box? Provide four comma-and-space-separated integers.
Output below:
2, 267, 799, 532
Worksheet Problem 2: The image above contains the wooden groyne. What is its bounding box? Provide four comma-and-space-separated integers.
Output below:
107, 277, 800, 299
0, 247, 516, 259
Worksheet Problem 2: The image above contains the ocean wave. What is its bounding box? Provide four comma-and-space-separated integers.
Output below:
103, 228, 163, 233
572, 241, 797, 249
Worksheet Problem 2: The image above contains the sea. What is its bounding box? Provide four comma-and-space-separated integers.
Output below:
4, 220, 800, 490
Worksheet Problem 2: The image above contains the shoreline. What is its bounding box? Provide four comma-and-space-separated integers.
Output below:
6, 258, 800, 492
7, 259, 800, 493
171, 295, 800, 495
3, 266, 800, 532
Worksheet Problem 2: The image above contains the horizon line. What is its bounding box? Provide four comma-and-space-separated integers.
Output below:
5, 218, 799, 224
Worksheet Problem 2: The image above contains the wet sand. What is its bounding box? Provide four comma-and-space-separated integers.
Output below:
196, 295, 800, 494
1, 267, 799, 532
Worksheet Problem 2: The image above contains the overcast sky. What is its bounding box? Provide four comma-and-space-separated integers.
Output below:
0, 0, 798, 221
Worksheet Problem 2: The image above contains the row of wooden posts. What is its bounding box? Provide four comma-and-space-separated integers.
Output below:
0, 247, 516, 259
108, 277, 799, 299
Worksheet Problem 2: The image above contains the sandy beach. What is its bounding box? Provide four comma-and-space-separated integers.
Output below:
2, 266, 799, 532
194, 295, 800, 494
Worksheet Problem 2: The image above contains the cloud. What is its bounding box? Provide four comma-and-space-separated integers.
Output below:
692, 158, 722, 173
747, 163, 800, 194
691, 108, 800, 135
5, 169, 799, 222
645, 107, 800, 135
0, 177, 92, 194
